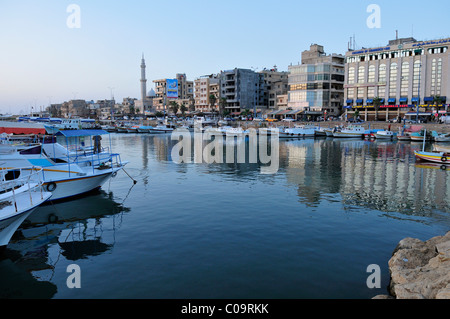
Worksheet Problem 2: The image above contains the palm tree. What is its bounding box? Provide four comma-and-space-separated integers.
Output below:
169, 101, 179, 116
219, 97, 227, 117
373, 97, 382, 121
209, 94, 217, 114
432, 95, 442, 107
180, 103, 187, 117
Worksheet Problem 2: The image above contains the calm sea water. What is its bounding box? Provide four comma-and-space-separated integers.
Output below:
1, 134, 449, 299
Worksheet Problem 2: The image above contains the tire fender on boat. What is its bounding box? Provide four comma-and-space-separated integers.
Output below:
442, 157, 448, 162
46, 182, 57, 192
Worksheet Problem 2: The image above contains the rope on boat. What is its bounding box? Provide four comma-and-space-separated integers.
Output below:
122, 168, 137, 184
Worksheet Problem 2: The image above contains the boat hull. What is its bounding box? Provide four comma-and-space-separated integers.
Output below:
0, 191, 52, 247
333, 132, 363, 138
42, 167, 123, 201
414, 151, 450, 164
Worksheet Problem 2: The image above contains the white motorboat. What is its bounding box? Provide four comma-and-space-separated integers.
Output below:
432, 131, 450, 142
333, 125, 365, 138
280, 125, 318, 138
137, 126, 152, 133
0, 130, 128, 201
375, 130, 395, 140
224, 127, 246, 137
0, 166, 52, 250
314, 127, 327, 137
149, 124, 174, 133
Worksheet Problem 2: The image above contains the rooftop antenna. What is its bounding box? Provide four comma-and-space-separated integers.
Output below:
396, 30, 398, 40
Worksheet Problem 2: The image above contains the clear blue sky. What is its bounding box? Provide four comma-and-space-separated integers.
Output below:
1, 0, 449, 114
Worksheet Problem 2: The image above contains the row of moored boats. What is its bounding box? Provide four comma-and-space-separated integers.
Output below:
0, 129, 128, 252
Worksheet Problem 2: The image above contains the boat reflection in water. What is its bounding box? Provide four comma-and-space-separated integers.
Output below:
0, 190, 130, 298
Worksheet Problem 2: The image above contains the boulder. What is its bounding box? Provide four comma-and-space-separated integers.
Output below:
384, 231, 450, 299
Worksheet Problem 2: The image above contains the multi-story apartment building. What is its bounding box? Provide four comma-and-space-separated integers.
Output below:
344, 36, 450, 121
288, 44, 345, 119
194, 74, 220, 113
259, 67, 289, 110
220, 68, 265, 115
153, 73, 194, 112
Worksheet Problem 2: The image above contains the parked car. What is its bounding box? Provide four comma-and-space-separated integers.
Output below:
347, 118, 365, 123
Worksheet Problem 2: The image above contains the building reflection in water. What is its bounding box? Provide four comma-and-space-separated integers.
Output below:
281, 138, 450, 217
144, 134, 449, 217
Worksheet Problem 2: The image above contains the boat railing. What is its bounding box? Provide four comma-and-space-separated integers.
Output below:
0, 166, 46, 212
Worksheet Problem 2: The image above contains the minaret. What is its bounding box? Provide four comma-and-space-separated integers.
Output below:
140, 54, 147, 104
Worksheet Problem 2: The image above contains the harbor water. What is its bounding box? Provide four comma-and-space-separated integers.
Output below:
1, 134, 449, 299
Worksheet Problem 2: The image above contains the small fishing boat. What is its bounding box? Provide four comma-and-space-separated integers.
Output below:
0, 166, 52, 251
0, 130, 128, 201
431, 131, 450, 142
137, 126, 152, 133
410, 130, 432, 142
414, 150, 450, 164
280, 125, 317, 138
127, 125, 140, 133
333, 125, 365, 138
116, 126, 128, 133
414, 129, 449, 165
375, 130, 395, 140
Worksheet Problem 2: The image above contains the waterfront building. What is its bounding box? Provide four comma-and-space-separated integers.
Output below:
194, 74, 220, 113
288, 44, 345, 120
344, 36, 450, 121
219, 68, 265, 115
153, 73, 194, 113
259, 67, 289, 110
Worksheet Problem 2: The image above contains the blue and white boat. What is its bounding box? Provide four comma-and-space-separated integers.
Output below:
0, 130, 128, 201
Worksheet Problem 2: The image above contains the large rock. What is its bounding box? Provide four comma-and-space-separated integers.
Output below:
385, 231, 450, 299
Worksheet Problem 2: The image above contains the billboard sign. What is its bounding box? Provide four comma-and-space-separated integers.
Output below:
166, 79, 178, 99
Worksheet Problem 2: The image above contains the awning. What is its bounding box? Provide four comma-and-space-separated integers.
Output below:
0, 127, 46, 135
406, 112, 433, 116
55, 129, 109, 137
399, 98, 408, 103
411, 97, 420, 102
286, 109, 303, 115
366, 99, 373, 104
388, 98, 396, 103
346, 99, 353, 104
277, 110, 291, 115
424, 97, 433, 102
356, 99, 363, 104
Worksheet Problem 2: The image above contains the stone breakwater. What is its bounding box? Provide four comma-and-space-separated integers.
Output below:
374, 231, 450, 299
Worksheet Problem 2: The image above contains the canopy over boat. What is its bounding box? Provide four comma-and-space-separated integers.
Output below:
55, 129, 109, 137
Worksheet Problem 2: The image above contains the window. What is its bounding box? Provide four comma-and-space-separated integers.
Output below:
389, 63, 398, 97
400, 62, 409, 97
347, 88, 355, 99
368, 87, 375, 98
412, 60, 421, 96
368, 65, 376, 83
357, 87, 365, 99
378, 64, 386, 82
358, 66, 365, 83
348, 67, 355, 84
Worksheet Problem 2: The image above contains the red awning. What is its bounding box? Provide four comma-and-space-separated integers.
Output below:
0, 127, 46, 135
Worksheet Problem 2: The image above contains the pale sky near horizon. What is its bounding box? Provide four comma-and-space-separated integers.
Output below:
1, 0, 449, 114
